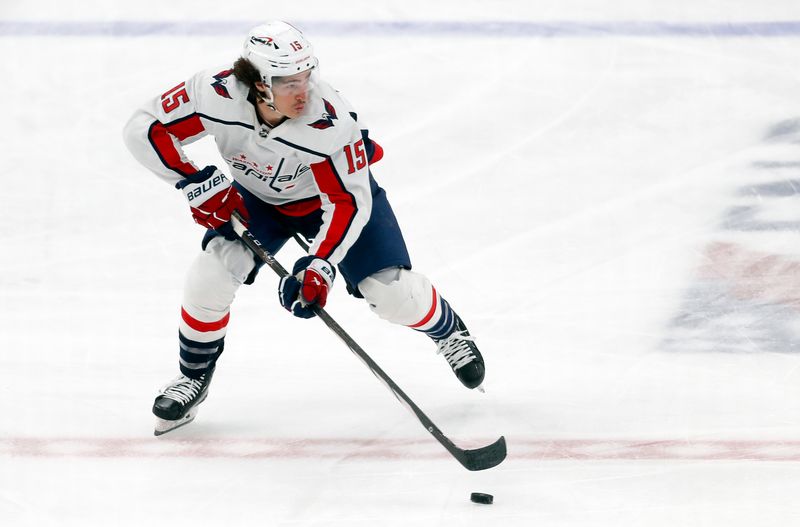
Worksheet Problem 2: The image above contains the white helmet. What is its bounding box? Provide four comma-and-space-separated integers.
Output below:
241, 21, 318, 88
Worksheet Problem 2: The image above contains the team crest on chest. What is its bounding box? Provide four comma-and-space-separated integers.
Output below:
308, 99, 338, 130
229, 154, 310, 193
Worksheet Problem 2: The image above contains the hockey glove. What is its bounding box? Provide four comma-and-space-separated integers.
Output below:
176, 165, 250, 235
279, 255, 336, 318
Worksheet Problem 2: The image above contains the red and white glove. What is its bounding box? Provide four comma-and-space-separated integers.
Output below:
278, 256, 336, 318
176, 165, 249, 230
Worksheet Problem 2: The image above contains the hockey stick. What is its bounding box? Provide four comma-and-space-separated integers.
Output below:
230, 212, 506, 471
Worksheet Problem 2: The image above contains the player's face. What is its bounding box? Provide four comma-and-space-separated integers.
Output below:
270, 70, 313, 118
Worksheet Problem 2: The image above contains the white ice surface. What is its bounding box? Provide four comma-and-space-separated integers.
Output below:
3, 1, 800, 526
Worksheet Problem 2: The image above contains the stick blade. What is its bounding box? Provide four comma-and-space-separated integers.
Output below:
457, 436, 507, 471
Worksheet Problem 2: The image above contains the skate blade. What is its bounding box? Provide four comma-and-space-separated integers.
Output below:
154, 408, 199, 436
475, 384, 485, 393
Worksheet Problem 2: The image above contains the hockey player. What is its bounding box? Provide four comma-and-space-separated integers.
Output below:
123, 21, 486, 435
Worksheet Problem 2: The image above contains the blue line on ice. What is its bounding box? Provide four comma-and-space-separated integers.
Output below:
2, 20, 800, 37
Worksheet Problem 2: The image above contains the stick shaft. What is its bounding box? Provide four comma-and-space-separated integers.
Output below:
230, 213, 506, 470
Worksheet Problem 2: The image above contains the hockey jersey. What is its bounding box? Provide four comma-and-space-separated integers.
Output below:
123, 67, 378, 265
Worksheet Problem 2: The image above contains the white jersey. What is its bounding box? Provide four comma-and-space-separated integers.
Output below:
123, 67, 376, 265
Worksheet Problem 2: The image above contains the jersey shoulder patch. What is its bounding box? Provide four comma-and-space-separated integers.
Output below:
194, 66, 248, 105
210, 68, 235, 99
307, 98, 338, 130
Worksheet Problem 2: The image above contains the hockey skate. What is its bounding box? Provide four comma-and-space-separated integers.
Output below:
435, 318, 485, 390
152, 367, 215, 436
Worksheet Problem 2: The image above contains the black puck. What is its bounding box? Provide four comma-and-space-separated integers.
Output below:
470, 492, 493, 504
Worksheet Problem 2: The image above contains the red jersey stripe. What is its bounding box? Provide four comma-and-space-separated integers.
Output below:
275, 197, 322, 217
147, 114, 205, 176
181, 307, 230, 332
166, 114, 205, 141
309, 158, 356, 260
369, 140, 384, 164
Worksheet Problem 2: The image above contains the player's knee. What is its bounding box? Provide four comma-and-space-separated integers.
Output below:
208, 236, 255, 281
183, 237, 255, 312
358, 268, 434, 326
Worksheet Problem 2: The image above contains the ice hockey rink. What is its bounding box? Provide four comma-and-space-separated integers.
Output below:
3, 0, 800, 525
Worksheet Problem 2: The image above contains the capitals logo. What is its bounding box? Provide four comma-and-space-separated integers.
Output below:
211, 69, 234, 99
250, 36, 279, 49
308, 99, 338, 130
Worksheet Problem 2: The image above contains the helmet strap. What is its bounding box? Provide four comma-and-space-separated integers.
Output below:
255, 86, 279, 112
255, 87, 288, 121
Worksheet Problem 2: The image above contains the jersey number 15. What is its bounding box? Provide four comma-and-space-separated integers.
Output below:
161, 82, 190, 113
343, 139, 367, 174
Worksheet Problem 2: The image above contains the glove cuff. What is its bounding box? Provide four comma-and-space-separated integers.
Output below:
175, 165, 218, 189
292, 255, 336, 287
177, 166, 231, 208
